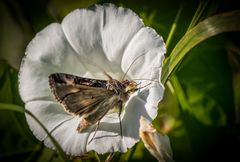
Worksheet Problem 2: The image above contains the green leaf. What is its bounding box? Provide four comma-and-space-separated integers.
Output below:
226, 42, 240, 124
162, 10, 240, 84
0, 103, 24, 113
0, 103, 69, 162
186, 1, 209, 31
165, 5, 183, 50
0, 68, 13, 103
36, 147, 63, 162
25, 110, 69, 162
176, 36, 234, 125
169, 35, 235, 161
0, 63, 33, 139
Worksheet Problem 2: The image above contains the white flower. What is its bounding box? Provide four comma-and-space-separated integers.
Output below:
139, 116, 174, 162
19, 3, 166, 155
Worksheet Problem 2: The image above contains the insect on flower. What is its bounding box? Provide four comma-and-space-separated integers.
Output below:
19, 3, 166, 155
48, 56, 151, 142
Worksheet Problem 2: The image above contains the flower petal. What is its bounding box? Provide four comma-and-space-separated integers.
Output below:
19, 23, 89, 103
121, 27, 166, 80
25, 100, 73, 141
100, 4, 144, 64
86, 113, 128, 154
139, 117, 174, 162
44, 117, 91, 156
140, 82, 164, 119
61, 5, 116, 78
61, 5, 103, 58
61, 4, 144, 79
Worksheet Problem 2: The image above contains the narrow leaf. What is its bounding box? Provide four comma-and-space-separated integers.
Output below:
0, 103, 69, 162
166, 4, 183, 50
162, 10, 240, 84
0, 103, 24, 113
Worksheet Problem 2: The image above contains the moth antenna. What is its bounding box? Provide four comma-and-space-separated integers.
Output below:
121, 54, 147, 81
84, 59, 113, 80
137, 82, 152, 90
132, 78, 160, 84
94, 64, 112, 80
133, 79, 159, 91
88, 121, 100, 144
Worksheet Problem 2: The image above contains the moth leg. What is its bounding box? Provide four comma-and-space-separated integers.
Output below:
118, 100, 123, 138
77, 118, 90, 133
88, 121, 100, 144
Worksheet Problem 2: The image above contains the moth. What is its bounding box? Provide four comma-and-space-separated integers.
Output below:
48, 72, 140, 137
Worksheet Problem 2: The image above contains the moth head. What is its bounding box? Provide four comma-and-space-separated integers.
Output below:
123, 80, 138, 93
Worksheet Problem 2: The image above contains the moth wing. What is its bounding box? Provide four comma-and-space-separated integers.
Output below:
49, 73, 113, 116
61, 89, 120, 133
49, 73, 118, 118
84, 94, 120, 124
49, 73, 108, 101
61, 87, 114, 117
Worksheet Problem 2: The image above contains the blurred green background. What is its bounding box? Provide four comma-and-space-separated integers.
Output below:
0, 0, 240, 162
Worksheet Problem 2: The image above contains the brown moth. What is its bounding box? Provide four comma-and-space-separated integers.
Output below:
48, 72, 139, 136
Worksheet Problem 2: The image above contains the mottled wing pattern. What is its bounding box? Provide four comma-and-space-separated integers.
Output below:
49, 73, 117, 120
49, 73, 107, 100
84, 94, 120, 124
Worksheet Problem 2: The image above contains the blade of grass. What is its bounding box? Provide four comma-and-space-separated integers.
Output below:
0, 103, 69, 162
162, 10, 240, 84
226, 42, 240, 124
167, 75, 194, 158
25, 110, 69, 162
187, 1, 209, 31
105, 152, 115, 162
0, 103, 24, 112
93, 151, 101, 162
169, 75, 191, 112
165, 4, 183, 50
